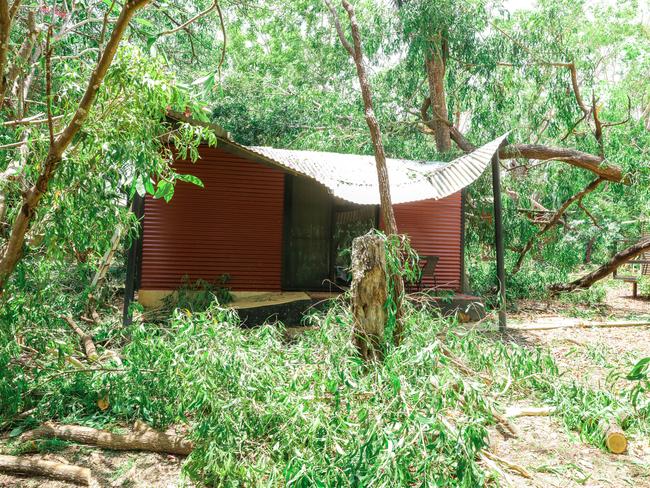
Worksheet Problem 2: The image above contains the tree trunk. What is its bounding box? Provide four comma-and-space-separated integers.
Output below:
21, 422, 193, 456
0, 0, 151, 294
550, 236, 650, 292
0, 455, 91, 485
424, 33, 451, 152
350, 232, 388, 361
332, 0, 405, 347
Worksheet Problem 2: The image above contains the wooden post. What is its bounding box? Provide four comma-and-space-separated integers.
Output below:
123, 193, 145, 326
491, 153, 507, 328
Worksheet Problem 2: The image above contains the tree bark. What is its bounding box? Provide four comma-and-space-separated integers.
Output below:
424, 33, 451, 152
0, 455, 91, 485
350, 232, 388, 361
0, 0, 152, 294
550, 236, 650, 292
512, 178, 603, 274
339, 0, 398, 236
21, 422, 193, 456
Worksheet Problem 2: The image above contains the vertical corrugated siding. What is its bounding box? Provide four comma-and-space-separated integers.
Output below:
140, 146, 285, 291
393, 193, 462, 291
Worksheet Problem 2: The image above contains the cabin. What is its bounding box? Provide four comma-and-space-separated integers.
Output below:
127, 114, 507, 322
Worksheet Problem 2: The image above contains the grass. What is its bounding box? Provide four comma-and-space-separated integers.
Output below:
2, 291, 649, 486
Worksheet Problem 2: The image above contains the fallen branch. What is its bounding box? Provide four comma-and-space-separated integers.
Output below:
446, 124, 625, 183
508, 321, 650, 331
481, 450, 533, 479
512, 177, 604, 274
21, 422, 193, 456
0, 454, 91, 485
61, 316, 98, 361
505, 406, 555, 418
550, 235, 650, 292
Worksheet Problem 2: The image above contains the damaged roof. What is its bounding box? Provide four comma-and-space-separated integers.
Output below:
239, 135, 508, 205
166, 110, 507, 205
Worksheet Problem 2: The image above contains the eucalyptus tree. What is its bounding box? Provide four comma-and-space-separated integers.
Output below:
0, 1, 225, 295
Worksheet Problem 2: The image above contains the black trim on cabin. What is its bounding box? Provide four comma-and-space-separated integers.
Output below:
123, 193, 145, 326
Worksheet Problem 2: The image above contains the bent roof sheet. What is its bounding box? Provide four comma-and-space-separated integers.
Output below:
239, 133, 508, 205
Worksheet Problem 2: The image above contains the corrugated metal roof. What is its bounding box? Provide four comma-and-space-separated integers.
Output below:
239, 134, 508, 205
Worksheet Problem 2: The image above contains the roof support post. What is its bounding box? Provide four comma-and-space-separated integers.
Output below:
491, 153, 507, 329
123, 193, 145, 326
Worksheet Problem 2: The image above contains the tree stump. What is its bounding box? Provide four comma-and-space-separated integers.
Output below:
350, 232, 388, 361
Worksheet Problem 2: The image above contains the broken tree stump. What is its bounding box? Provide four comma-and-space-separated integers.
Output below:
20, 422, 193, 456
0, 454, 91, 485
350, 232, 388, 361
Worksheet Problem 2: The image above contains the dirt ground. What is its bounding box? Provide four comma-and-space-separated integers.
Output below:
489, 279, 650, 487
2, 280, 650, 487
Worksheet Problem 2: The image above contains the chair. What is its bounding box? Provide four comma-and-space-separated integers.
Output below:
416, 255, 439, 292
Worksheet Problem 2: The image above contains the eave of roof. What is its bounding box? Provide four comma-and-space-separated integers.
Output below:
222, 135, 509, 205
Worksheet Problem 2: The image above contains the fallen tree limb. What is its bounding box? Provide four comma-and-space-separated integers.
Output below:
0, 454, 91, 485
446, 124, 625, 183
505, 406, 555, 418
20, 422, 193, 456
512, 177, 604, 274
61, 316, 98, 361
509, 321, 650, 331
550, 236, 650, 292
481, 449, 533, 479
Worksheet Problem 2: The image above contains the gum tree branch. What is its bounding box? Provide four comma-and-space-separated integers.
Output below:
0, 0, 153, 292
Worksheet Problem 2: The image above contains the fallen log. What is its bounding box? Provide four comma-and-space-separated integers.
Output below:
550, 236, 650, 292
509, 321, 650, 331
62, 316, 98, 361
602, 421, 628, 454
20, 422, 193, 456
505, 406, 555, 418
0, 454, 91, 485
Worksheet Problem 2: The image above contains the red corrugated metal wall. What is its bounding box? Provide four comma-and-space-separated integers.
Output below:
393, 194, 462, 291
140, 146, 285, 291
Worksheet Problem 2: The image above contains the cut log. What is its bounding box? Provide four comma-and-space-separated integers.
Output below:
602, 422, 628, 454
551, 236, 650, 292
350, 232, 388, 361
62, 316, 98, 361
20, 422, 193, 456
0, 454, 91, 485
505, 406, 555, 418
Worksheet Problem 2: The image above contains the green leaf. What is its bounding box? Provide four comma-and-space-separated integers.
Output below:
627, 357, 650, 381
143, 178, 155, 195
176, 173, 204, 188
154, 180, 174, 202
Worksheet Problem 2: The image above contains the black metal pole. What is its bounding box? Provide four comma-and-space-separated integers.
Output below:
491, 153, 507, 328
123, 193, 145, 326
